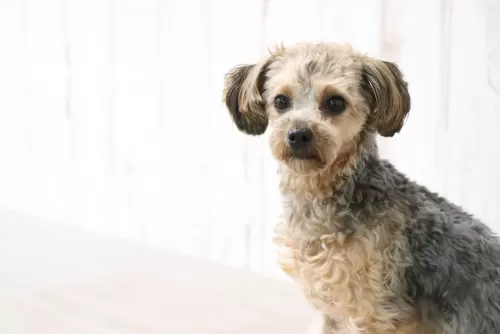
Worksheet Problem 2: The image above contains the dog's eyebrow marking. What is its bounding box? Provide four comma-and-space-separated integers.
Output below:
276, 84, 296, 98
316, 84, 345, 102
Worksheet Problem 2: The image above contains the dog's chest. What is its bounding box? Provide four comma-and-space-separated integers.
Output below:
277, 199, 412, 333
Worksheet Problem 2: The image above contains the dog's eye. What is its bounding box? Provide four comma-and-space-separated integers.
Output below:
322, 96, 346, 114
274, 95, 292, 112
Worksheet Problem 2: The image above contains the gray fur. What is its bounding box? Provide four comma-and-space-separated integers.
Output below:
336, 135, 500, 333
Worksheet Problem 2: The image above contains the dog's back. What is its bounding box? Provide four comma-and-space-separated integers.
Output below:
376, 158, 500, 333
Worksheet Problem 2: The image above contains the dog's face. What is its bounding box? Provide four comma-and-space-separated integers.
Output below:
223, 43, 410, 174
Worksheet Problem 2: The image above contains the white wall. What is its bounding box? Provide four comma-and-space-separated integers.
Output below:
0, 0, 499, 278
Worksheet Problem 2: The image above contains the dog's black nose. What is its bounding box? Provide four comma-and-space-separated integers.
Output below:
288, 128, 313, 150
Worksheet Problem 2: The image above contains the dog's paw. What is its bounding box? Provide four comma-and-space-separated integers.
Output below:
273, 235, 298, 276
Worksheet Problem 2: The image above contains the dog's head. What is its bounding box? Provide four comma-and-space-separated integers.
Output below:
223, 43, 410, 174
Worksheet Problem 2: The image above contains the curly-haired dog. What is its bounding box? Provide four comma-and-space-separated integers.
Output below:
222, 42, 500, 333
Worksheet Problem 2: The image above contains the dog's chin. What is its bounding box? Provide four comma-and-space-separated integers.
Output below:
285, 155, 326, 175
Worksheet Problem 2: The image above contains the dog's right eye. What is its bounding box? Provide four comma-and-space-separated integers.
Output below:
274, 95, 292, 112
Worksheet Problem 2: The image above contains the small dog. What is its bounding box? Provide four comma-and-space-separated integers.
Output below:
222, 42, 500, 333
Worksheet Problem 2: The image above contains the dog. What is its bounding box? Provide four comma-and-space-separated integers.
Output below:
221, 42, 500, 333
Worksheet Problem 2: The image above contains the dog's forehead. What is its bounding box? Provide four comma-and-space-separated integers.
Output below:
266, 44, 364, 91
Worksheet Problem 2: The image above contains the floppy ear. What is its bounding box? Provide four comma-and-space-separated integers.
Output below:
361, 59, 411, 137
222, 57, 272, 135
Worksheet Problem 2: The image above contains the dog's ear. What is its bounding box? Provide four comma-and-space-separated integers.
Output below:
361, 59, 411, 137
222, 57, 272, 135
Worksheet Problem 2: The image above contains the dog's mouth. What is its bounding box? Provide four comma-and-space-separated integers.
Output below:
284, 151, 326, 173
288, 146, 324, 162
292, 152, 321, 161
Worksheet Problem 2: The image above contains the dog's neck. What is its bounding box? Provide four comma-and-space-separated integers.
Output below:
278, 130, 377, 202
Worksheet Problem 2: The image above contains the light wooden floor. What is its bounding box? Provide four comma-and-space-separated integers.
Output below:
0, 211, 314, 334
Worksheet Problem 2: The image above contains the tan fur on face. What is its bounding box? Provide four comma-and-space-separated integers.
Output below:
264, 44, 381, 176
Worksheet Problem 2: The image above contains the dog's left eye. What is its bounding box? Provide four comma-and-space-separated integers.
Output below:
274, 95, 292, 112
322, 96, 346, 114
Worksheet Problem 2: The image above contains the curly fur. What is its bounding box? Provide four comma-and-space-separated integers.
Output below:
223, 42, 500, 334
